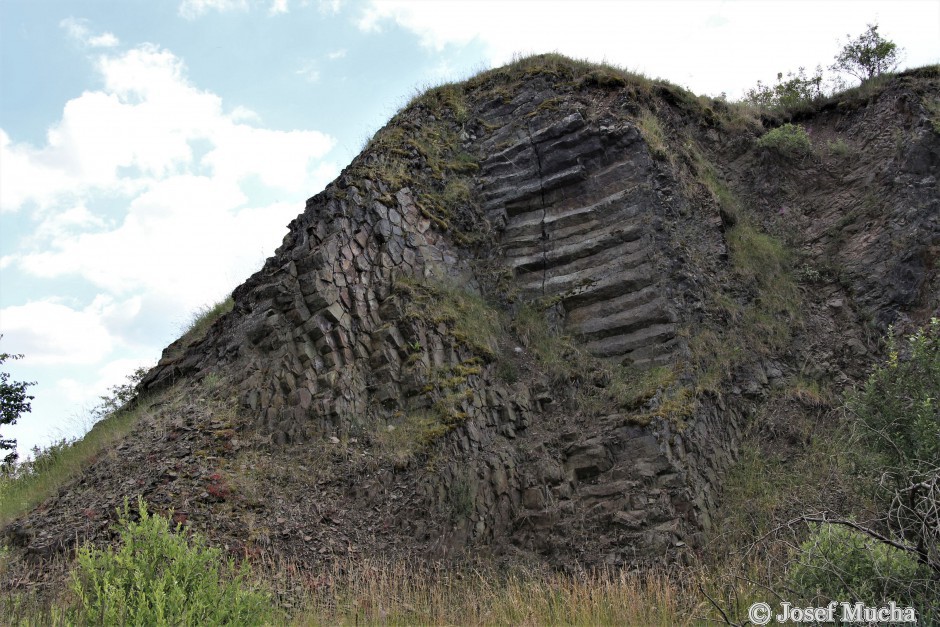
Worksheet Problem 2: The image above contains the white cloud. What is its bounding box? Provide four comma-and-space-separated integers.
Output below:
296, 60, 321, 83
178, 0, 249, 19
1, 44, 334, 214
318, 0, 342, 15
327, 48, 347, 60
60, 18, 120, 48
178, 0, 296, 18
33, 203, 107, 241
2, 41, 338, 342
58, 357, 151, 407
356, 0, 940, 98
88, 32, 120, 48
10, 176, 321, 311
0, 297, 135, 365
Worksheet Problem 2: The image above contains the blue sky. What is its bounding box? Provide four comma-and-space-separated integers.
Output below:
1, 0, 938, 458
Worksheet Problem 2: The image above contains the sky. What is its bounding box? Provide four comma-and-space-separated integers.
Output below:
1, 0, 938, 459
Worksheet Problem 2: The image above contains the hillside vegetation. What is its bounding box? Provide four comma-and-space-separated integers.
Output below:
2, 51, 939, 624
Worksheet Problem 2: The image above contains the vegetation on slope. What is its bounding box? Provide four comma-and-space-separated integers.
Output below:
6, 311, 934, 624
707, 320, 939, 623
0, 299, 233, 527
2, 43, 938, 624
0, 380, 152, 528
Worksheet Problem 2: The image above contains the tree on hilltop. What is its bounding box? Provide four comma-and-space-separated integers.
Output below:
831, 23, 903, 83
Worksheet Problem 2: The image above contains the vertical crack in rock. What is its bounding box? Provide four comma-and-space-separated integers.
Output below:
525, 121, 550, 296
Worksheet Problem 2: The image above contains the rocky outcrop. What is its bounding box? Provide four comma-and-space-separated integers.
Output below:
16, 58, 936, 573
480, 107, 680, 367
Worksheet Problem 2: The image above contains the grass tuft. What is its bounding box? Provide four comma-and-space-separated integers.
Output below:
291, 559, 706, 626
0, 402, 154, 527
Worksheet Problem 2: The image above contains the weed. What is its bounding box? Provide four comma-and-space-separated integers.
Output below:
578, 68, 629, 90
495, 358, 519, 384
512, 304, 683, 423
170, 296, 234, 358
446, 471, 476, 522
756, 123, 813, 157
784, 377, 832, 407
293, 559, 706, 626
925, 95, 940, 135
637, 111, 671, 162
373, 410, 451, 468
69, 497, 276, 625
395, 275, 502, 360
795, 262, 824, 284
826, 137, 853, 157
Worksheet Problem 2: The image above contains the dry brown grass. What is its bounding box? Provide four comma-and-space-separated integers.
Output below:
286, 559, 710, 626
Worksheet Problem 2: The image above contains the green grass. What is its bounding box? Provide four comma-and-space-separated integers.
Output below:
170, 296, 234, 358
679, 147, 802, 391
394, 275, 503, 360
925, 94, 940, 134
465, 52, 662, 101
826, 137, 853, 157
349, 86, 482, 242
637, 111, 671, 163
0, 295, 234, 527
0, 402, 155, 527
512, 304, 689, 424
684, 219, 800, 392
373, 361, 485, 467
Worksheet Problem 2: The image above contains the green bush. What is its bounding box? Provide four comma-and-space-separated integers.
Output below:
831, 23, 902, 83
744, 67, 824, 111
789, 523, 935, 613
850, 318, 939, 473
69, 497, 275, 626
756, 123, 813, 157
826, 138, 853, 157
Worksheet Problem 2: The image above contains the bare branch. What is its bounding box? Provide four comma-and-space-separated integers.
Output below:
698, 583, 742, 627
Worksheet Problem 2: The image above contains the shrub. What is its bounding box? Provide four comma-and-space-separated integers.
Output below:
789, 523, 935, 615
850, 318, 939, 474
826, 138, 852, 157
831, 23, 903, 83
756, 123, 812, 157
91, 366, 149, 421
846, 319, 939, 583
744, 67, 824, 111
69, 497, 275, 626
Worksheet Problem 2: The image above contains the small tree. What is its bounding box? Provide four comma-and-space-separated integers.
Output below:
0, 340, 36, 464
92, 365, 149, 421
744, 66, 825, 110
831, 23, 903, 83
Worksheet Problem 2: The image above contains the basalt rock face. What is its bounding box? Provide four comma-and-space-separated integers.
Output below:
137, 66, 743, 564
749, 69, 940, 330
479, 107, 680, 367
19, 59, 939, 572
